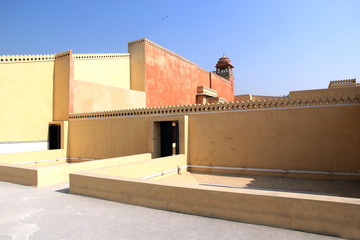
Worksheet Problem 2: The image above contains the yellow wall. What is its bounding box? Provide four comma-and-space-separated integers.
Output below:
69, 115, 188, 160
53, 52, 71, 120
69, 117, 150, 159
73, 55, 130, 89
290, 86, 360, 98
0, 60, 54, 142
69, 104, 360, 178
73, 80, 146, 113
188, 105, 360, 174
128, 40, 146, 91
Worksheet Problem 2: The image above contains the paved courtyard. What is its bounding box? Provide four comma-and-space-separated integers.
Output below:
0, 181, 344, 240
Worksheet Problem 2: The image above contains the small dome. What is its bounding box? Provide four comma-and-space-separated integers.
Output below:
216, 55, 234, 68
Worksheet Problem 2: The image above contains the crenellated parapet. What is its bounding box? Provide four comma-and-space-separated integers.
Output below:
0, 51, 130, 63
0, 54, 55, 63
328, 78, 359, 88
69, 94, 360, 120
128, 38, 197, 67
73, 53, 129, 59
55, 50, 72, 60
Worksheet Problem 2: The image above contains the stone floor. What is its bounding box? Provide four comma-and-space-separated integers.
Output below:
0, 181, 345, 240
157, 171, 360, 198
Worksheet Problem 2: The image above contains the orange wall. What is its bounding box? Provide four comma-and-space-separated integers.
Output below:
210, 72, 234, 102
143, 40, 232, 107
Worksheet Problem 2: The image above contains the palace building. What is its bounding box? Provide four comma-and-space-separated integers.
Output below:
1, 38, 359, 239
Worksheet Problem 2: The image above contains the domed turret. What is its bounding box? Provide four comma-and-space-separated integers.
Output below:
215, 54, 234, 80
216, 55, 233, 68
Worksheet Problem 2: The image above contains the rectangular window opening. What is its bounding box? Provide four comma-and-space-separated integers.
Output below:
48, 124, 61, 150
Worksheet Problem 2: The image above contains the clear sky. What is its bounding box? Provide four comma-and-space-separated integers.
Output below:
0, 0, 359, 96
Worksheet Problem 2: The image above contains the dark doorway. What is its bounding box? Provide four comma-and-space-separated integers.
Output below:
49, 125, 61, 150
160, 121, 179, 157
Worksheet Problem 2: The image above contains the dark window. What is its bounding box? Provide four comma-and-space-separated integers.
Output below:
49, 125, 61, 150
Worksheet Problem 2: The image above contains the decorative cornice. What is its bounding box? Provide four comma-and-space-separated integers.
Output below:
328, 78, 359, 88
0, 54, 55, 63
73, 53, 129, 60
69, 94, 359, 120
54, 50, 71, 60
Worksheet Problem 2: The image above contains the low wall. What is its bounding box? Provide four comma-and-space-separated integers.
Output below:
69, 172, 360, 239
0, 149, 66, 164
36, 153, 152, 187
0, 163, 38, 186
290, 86, 360, 98
92, 154, 187, 179
0, 153, 151, 187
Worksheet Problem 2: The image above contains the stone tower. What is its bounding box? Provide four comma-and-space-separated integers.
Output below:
215, 54, 234, 81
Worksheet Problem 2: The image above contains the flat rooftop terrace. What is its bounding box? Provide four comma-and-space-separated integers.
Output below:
0, 181, 344, 240
156, 171, 360, 198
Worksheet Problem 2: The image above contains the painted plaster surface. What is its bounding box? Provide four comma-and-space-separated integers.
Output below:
0, 61, 54, 142
129, 39, 233, 107
290, 85, 360, 98
53, 51, 72, 120
73, 55, 130, 89
145, 42, 206, 106
73, 80, 146, 113
69, 117, 150, 159
210, 72, 234, 101
188, 105, 360, 175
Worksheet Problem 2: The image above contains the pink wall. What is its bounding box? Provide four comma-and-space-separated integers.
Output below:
210, 73, 234, 102
144, 42, 233, 107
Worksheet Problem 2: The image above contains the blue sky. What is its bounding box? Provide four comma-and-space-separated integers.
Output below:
0, 0, 359, 96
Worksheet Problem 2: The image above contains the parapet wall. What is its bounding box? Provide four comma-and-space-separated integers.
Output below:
290, 86, 360, 98
69, 94, 360, 180
128, 38, 232, 106
0, 54, 55, 63
328, 78, 359, 88
188, 103, 360, 178
73, 53, 130, 89
69, 94, 359, 119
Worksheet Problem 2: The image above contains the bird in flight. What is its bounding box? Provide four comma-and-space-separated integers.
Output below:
162, 16, 168, 20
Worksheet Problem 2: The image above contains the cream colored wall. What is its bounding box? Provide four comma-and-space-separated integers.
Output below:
93, 154, 187, 179
0, 149, 66, 164
70, 172, 360, 240
0, 61, 54, 142
0, 120, 68, 163
0, 153, 151, 187
290, 86, 360, 98
73, 56, 130, 89
36, 153, 152, 187
128, 41, 145, 91
73, 80, 146, 113
188, 105, 360, 175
